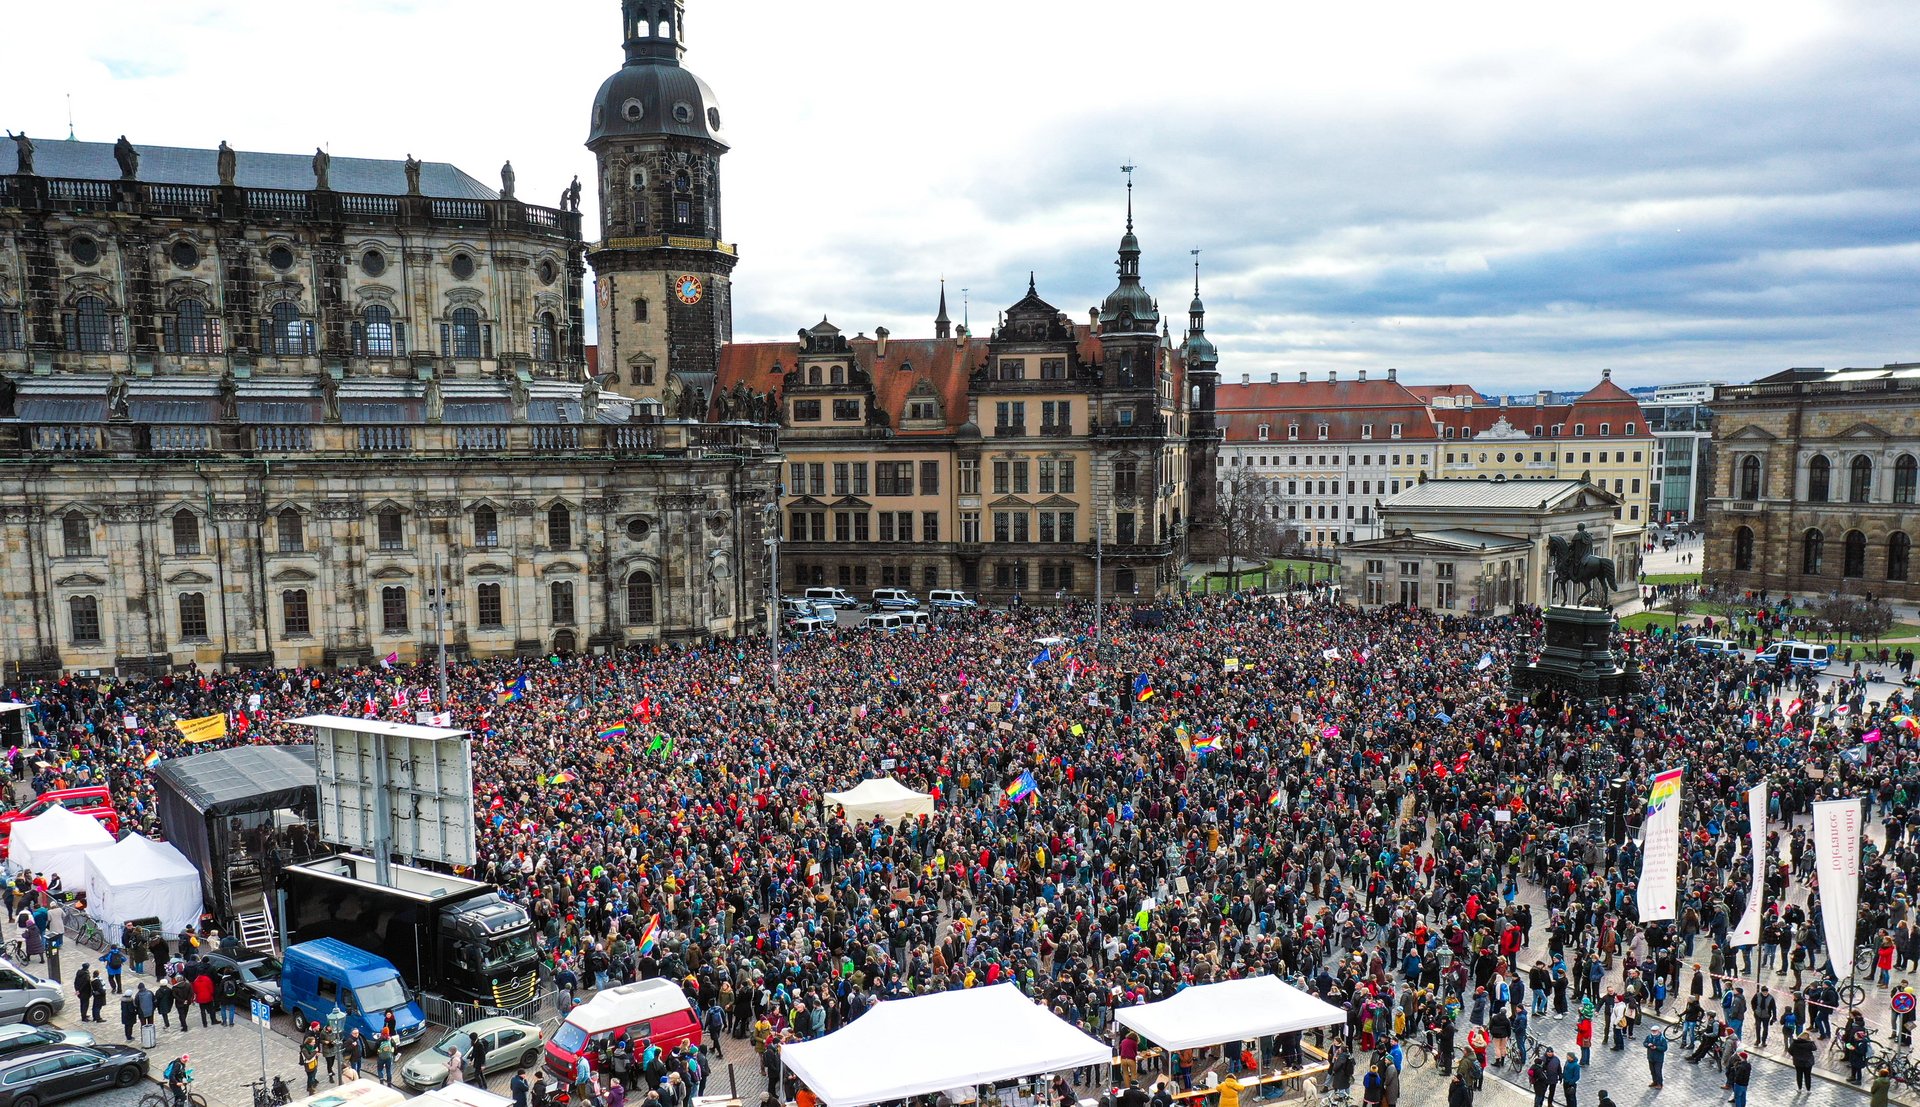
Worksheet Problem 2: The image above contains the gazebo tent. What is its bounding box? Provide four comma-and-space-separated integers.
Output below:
824, 777, 935, 823
82, 833, 204, 934
1115, 976, 1348, 1051
8, 804, 116, 885
780, 984, 1108, 1107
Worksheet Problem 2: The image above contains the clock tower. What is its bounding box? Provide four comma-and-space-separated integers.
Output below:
586, 0, 737, 409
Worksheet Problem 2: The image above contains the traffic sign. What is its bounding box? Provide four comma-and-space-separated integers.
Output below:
1893, 990, 1916, 1016
251, 998, 272, 1026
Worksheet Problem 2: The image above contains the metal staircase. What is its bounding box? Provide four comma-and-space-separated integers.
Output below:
235, 902, 279, 955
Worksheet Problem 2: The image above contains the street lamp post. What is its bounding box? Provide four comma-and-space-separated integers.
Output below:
325, 1007, 346, 1085
765, 501, 781, 690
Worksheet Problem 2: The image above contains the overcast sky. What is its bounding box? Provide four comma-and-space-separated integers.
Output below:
8, 0, 1919, 391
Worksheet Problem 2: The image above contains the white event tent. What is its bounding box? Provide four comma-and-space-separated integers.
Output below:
83, 833, 204, 934
8, 805, 115, 885
780, 984, 1108, 1107
1115, 976, 1347, 1051
824, 777, 935, 823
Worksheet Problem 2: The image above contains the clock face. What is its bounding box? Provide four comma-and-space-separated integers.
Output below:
675, 275, 704, 305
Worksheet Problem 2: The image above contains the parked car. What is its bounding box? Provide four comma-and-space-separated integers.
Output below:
0, 1026, 92, 1059
779, 597, 828, 620
803, 587, 858, 609
927, 590, 978, 612
865, 613, 906, 632
0, 1044, 147, 1107
0, 962, 64, 1027
201, 949, 283, 1013
0, 788, 118, 859
1679, 637, 1742, 658
546, 979, 700, 1082
401, 1016, 545, 1091
869, 588, 920, 611
787, 616, 835, 638
279, 939, 426, 1046
1755, 640, 1831, 671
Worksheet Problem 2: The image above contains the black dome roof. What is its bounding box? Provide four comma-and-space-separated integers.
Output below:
588, 62, 727, 148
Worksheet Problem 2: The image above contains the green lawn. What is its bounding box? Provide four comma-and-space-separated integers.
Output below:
1641, 572, 1701, 585
1188, 557, 1339, 593
1618, 611, 1687, 633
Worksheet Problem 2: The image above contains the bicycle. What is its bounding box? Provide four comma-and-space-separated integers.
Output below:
67, 915, 105, 951
1401, 1034, 1430, 1071
248, 1077, 293, 1107
1312, 1080, 1353, 1107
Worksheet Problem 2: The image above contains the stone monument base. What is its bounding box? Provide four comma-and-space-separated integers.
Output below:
1510, 604, 1641, 701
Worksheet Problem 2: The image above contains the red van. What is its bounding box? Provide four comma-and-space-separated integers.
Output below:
0, 787, 120, 857
545, 978, 702, 1080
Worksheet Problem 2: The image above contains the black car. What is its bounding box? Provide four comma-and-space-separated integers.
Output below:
0, 1045, 147, 1107
200, 950, 283, 1012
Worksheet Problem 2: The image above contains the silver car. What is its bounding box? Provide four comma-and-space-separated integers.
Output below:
400, 1016, 544, 1090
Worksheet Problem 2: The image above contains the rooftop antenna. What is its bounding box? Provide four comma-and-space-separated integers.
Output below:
1191, 247, 1201, 296
961, 288, 969, 332
1121, 161, 1135, 231
65, 94, 75, 141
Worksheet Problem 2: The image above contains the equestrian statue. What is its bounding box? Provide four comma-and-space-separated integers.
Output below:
1548, 523, 1618, 608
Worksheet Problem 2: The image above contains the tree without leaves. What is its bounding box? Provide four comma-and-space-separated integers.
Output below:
1214, 473, 1286, 586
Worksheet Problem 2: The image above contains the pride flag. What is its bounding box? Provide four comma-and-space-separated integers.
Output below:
143, 750, 162, 769
1190, 732, 1220, 752
1267, 789, 1282, 808
638, 914, 660, 955
497, 675, 530, 705
1646, 767, 1683, 816
597, 723, 629, 741
1004, 771, 1039, 803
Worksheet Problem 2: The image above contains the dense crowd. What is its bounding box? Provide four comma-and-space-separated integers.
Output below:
5, 588, 1918, 1107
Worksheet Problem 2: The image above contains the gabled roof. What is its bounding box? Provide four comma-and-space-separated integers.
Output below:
1343, 528, 1531, 553
1384, 477, 1617, 511
714, 335, 985, 436
5, 138, 499, 199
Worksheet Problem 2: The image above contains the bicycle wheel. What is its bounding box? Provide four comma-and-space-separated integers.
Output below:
1840, 982, 1868, 1007
138, 1093, 169, 1107
1858, 946, 1876, 972
1404, 1043, 1429, 1070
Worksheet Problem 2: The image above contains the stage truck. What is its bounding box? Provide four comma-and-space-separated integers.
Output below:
277, 853, 540, 1010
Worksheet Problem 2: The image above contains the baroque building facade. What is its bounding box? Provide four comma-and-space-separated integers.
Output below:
1703, 364, 1920, 602
0, 118, 776, 677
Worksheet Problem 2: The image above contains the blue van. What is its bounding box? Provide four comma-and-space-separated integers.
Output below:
279, 938, 428, 1046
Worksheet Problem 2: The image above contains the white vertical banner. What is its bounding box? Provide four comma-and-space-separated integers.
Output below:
1636, 767, 1684, 921
1813, 798, 1863, 979
1731, 781, 1767, 947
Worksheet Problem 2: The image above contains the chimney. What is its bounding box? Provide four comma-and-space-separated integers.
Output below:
1328, 370, 1338, 382
874, 326, 889, 357
1602, 368, 1612, 380
1535, 390, 1550, 406
1241, 373, 1250, 384
1299, 371, 1308, 384
1089, 308, 1100, 328
1270, 373, 1279, 384
1387, 367, 1397, 382
1358, 369, 1367, 382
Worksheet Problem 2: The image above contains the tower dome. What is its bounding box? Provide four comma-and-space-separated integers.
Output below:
587, 0, 728, 149
1098, 172, 1158, 334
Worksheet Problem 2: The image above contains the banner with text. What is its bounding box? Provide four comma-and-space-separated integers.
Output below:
1731, 781, 1768, 947
1813, 798, 1863, 979
1636, 767, 1684, 921
175, 714, 228, 743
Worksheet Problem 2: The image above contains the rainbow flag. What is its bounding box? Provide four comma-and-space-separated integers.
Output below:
1190, 732, 1220, 752
497, 675, 530, 705
1267, 789, 1282, 808
597, 723, 629, 741
1004, 771, 1039, 803
143, 750, 162, 769
1646, 767, 1683, 816
1892, 714, 1919, 735
638, 914, 660, 955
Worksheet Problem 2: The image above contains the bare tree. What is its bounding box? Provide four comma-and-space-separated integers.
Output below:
1668, 593, 1695, 633
1215, 473, 1286, 583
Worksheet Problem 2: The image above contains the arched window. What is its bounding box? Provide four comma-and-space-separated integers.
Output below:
164, 299, 215, 355
1890, 533, 1911, 582
449, 307, 482, 359
171, 509, 200, 556
626, 570, 656, 624
1843, 529, 1867, 578
533, 312, 557, 362
553, 629, 578, 655
63, 511, 91, 557
267, 301, 310, 357
68, 296, 116, 353
1739, 455, 1762, 499
830, 365, 845, 385
1802, 528, 1825, 575
1895, 455, 1918, 505
1807, 455, 1830, 502
380, 586, 408, 633
360, 304, 395, 357
806, 366, 820, 385
473, 505, 499, 548
475, 582, 504, 628
1734, 525, 1754, 571
277, 508, 304, 552
546, 504, 572, 548
1849, 455, 1873, 503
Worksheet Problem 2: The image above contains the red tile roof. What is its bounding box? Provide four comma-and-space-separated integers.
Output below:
1216, 378, 1440, 444
1404, 383, 1481, 403
1220, 409, 1438, 444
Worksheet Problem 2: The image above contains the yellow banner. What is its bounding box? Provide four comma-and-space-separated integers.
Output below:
176, 714, 227, 743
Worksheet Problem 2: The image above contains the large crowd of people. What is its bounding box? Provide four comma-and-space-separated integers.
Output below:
4, 587, 1917, 1106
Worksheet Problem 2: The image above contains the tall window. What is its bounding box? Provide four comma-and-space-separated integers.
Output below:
68, 596, 102, 645
282, 589, 310, 635
1807, 455, 1830, 502
547, 504, 572, 547
476, 583, 504, 628
449, 307, 482, 359
626, 571, 656, 624
1896, 455, 1918, 505
1734, 525, 1754, 571
1849, 455, 1873, 503
164, 299, 218, 355
473, 505, 499, 547
534, 312, 558, 362
172, 510, 200, 555
1114, 460, 1138, 497
550, 581, 576, 624
1802, 528, 1824, 575
1843, 530, 1867, 578
359, 304, 396, 357
278, 508, 304, 552
1890, 533, 1912, 582
266, 301, 312, 356
957, 459, 980, 496
381, 586, 408, 633
62, 511, 91, 557
68, 296, 117, 353
1739, 455, 1762, 499
178, 592, 209, 639
377, 508, 404, 550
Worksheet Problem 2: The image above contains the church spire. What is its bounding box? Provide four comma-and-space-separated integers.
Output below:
934, 278, 951, 339
1099, 163, 1156, 334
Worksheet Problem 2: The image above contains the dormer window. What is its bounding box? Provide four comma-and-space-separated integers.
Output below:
1317, 424, 1329, 440
1257, 424, 1270, 441
1625, 422, 1636, 435
1361, 424, 1374, 440
1287, 424, 1299, 441
1574, 423, 1586, 437
1599, 422, 1610, 436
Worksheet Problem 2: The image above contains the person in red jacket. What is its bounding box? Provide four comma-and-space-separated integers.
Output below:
191, 972, 216, 1029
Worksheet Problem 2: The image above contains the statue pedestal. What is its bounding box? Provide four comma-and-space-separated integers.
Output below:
1511, 604, 1640, 701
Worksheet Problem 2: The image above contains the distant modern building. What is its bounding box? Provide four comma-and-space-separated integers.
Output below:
1642, 381, 1722, 523
1341, 478, 1640, 614
1703, 363, 1920, 601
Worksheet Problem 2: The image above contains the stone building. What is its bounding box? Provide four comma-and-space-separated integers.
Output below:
0, 128, 777, 678
1703, 363, 1920, 602
1340, 478, 1640, 614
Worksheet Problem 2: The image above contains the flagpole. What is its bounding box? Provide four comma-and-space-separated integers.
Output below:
434, 548, 449, 711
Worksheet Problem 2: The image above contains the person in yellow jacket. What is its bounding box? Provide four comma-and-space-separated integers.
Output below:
1216, 1074, 1245, 1107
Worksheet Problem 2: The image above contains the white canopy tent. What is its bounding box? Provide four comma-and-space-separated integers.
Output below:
824, 777, 935, 823
780, 984, 1108, 1107
1115, 976, 1348, 1052
8, 804, 115, 885
82, 833, 204, 934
